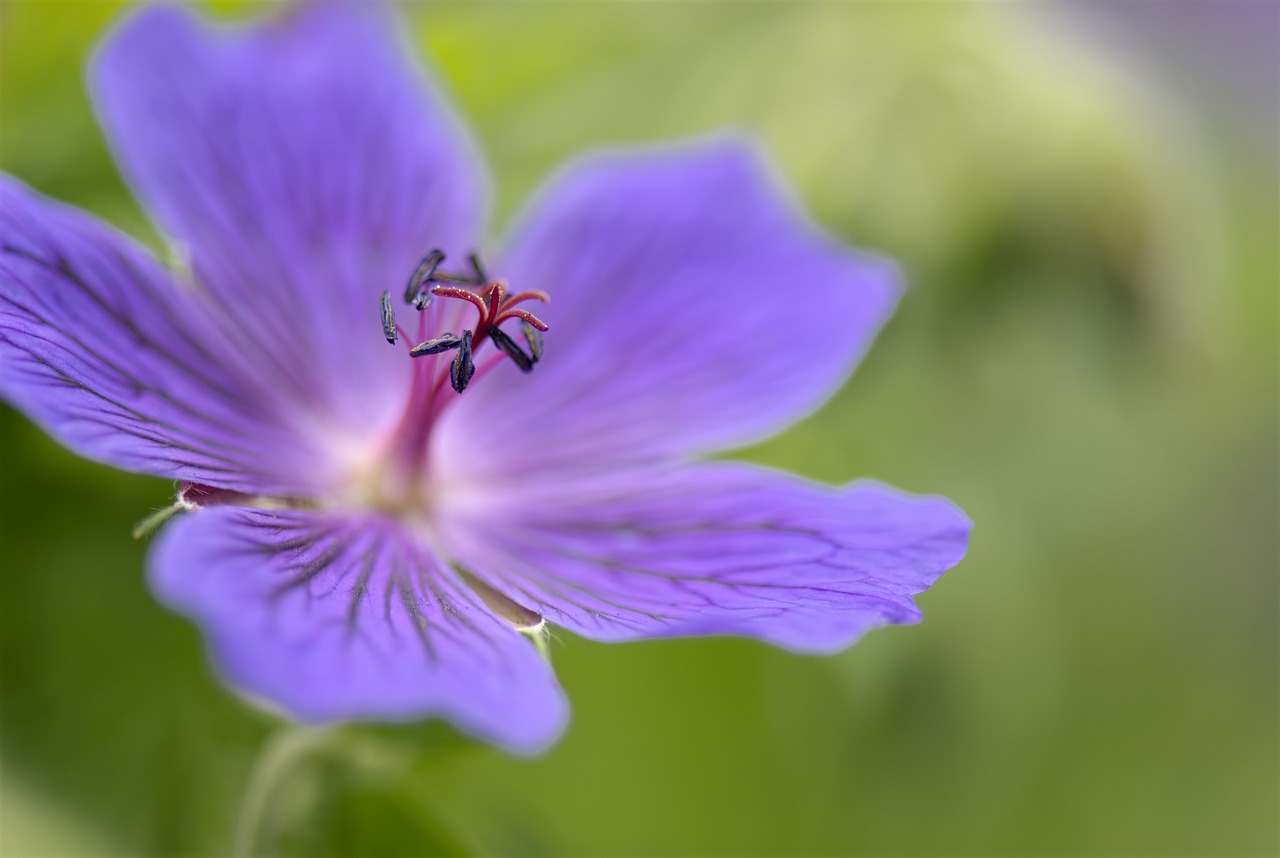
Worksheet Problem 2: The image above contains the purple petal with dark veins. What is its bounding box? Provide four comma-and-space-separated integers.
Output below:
149, 506, 567, 755
438, 462, 970, 652
0, 176, 338, 494
92, 3, 488, 443
436, 136, 899, 482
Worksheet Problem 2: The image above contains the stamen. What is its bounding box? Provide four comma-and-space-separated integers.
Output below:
409, 332, 463, 357
488, 326, 535, 372
520, 319, 544, 363
403, 249, 445, 304
469, 253, 488, 283
449, 330, 475, 392
380, 291, 397, 344
391, 251, 549, 397
430, 254, 488, 286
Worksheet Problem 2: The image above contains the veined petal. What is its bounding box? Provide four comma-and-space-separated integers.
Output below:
149, 507, 567, 755
439, 463, 970, 653
436, 136, 899, 482
92, 3, 488, 442
0, 176, 335, 494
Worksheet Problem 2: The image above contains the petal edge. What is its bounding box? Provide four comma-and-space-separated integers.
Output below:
440, 462, 971, 653
0, 175, 332, 493
438, 135, 900, 483
150, 507, 568, 755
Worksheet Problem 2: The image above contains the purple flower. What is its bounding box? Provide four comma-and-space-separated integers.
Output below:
0, 3, 970, 753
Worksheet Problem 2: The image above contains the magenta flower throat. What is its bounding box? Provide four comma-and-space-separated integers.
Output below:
0, 3, 971, 753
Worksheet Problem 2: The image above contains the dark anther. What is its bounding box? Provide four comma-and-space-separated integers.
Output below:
449, 330, 475, 392
520, 319, 544, 363
403, 249, 445, 304
380, 291, 397, 344
417, 280, 442, 311
426, 253, 488, 288
409, 332, 463, 357
469, 253, 488, 283
488, 326, 535, 373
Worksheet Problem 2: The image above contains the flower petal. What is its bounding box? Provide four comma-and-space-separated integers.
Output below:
437, 136, 899, 481
149, 506, 567, 755
92, 3, 488, 440
439, 463, 970, 653
0, 176, 336, 493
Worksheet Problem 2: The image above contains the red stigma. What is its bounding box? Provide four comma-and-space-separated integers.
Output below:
430, 280, 549, 346
385, 251, 548, 395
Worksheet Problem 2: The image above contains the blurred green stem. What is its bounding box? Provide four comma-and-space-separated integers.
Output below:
232, 724, 332, 858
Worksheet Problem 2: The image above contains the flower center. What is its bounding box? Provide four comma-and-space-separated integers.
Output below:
370, 250, 549, 509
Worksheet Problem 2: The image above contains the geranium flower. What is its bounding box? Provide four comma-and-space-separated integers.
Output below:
0, 3, 970, 753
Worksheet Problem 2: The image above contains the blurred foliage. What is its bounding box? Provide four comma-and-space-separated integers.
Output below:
1, 1, 1275, 856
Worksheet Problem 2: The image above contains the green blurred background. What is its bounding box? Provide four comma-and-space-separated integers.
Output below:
2, 1, 1276, 855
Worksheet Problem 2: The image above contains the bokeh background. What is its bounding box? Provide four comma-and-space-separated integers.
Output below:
2, 1, 1276, 855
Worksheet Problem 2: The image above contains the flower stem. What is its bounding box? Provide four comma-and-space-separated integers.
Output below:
231, 725, 332, 858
